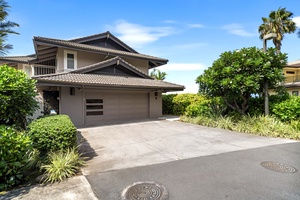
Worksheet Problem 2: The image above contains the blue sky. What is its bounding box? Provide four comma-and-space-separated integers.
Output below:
7, 0, 300, 93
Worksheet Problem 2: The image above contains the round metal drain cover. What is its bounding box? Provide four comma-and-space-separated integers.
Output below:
261, 161, 298, 173
121, 181, 169, 200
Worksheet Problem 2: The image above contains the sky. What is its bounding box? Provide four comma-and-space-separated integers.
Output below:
6, 0, 300, 93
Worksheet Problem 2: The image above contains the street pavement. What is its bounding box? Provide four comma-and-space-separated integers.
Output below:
86, 142, 300, 200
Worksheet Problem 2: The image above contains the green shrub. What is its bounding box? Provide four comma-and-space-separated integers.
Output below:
272, 96, 300, 121
28, 115, 77, 156
162, 94, 177, 115
41, 148, 85, 183
0, 126, 33, 191
181, 115, 300, 140
0, 65, 38, 128
172, 93, 209, 115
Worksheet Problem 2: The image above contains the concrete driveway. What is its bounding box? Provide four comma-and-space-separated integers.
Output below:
78, 120, 297, 175
78, 120, 300, 199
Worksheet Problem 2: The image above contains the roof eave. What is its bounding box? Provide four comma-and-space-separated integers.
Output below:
33, 37, 168, 63
34, 79, 184, 91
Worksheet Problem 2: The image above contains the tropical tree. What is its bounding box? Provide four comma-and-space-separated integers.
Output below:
0, 0, 19, 55
258, 7, 296, 53
150, 68, 167, 80
196, 47, 287, 115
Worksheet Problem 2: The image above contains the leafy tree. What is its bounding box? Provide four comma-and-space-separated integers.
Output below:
258, 7, 296, 53
0, 0, 19, 55
196, 47, 287, 115
0, 65, 38, 128
150, 68, 167, 80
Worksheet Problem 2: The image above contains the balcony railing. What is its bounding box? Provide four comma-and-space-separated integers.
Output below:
284, 75, 300, 84
34, 65, 56, 76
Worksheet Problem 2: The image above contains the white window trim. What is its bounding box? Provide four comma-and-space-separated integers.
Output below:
64, 50, 77, 70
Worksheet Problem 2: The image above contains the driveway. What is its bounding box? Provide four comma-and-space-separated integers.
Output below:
78, 120, 297, 175
4, 120, 298, 200
78, 120, 300, 199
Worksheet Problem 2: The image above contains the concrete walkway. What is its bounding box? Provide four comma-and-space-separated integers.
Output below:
0, 176, 98, 200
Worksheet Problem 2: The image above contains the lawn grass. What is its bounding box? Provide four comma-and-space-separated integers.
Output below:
180, 115, 300, 140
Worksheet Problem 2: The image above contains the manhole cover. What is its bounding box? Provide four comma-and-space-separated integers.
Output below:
261, 161, 298, 173
121, 181, 169, 200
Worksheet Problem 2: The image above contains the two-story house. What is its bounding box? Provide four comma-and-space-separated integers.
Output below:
283, 60, 300, 96
0, 31, 184, 127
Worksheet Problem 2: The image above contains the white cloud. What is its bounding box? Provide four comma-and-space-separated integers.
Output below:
293, 16, 300, 27
222, 23, 255, 37
106, 20, 175, 47
159, 63, 207, 71
188, 23, 204, 28
167, 83, 199, 94
163, 20, 177, 24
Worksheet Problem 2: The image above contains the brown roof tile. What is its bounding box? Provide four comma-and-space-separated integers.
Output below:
0, 55, 36, 63
33, 73, 184, 91
71, 56, 150, 78
34, 36, 168, 63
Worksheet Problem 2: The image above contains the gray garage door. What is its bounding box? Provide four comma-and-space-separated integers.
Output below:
85, 91, 149, 124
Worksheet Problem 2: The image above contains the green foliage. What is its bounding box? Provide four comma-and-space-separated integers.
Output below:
150, 69, 167, 80
0, 65, 38, 128
196, 47, 287, 115
181, 115, 300, 140
0, 0, 19, 55
258, 7, 296, 52
272, 96, 300, 121
172, 93, 209, 115
185, 97, 211, 117
162, 94, 177, 115
0, 126, 33, 191
41, 148, 85, 183
28, 115, 77, 156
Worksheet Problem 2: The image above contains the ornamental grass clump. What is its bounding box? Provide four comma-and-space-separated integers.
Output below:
41, 147, 85, 184
181, 115, 300, 140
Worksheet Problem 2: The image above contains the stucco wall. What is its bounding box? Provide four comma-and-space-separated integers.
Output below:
60, 86, 84, 126
77, 51, 107, 68
149, 91, 162, 118
56, 48, 149, 74
122, 57, 149, 74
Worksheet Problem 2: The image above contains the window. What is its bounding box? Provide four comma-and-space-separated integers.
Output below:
67, 54, 74, 69
64, 50, 77, 70
286, 71, 295, 74
86, 99, 103, 116
292, 91, 299, 96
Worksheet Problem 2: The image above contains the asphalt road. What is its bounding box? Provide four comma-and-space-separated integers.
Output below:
86, 142, 300, 200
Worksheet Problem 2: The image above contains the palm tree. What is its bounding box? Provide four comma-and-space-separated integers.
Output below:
258, 7, 296, 53
0, 0, 19, 55
150, 69, 167, 80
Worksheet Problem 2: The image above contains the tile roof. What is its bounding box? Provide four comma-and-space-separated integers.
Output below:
33, 73, 184, 91
0, 55, 36, 63
34, 36, 168, 63
70, 56, 151, 78
68, 31, 139, 53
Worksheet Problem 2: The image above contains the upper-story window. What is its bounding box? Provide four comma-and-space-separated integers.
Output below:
64, 50, 77, 70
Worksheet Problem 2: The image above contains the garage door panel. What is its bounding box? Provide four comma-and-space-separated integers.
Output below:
85, 91, 149, 124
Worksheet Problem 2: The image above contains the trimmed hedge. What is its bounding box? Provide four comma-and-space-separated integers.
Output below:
0, 126, 33, 191
28, 115, 77, 156
162, 94, 177, 115
272, 96, 300, 122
